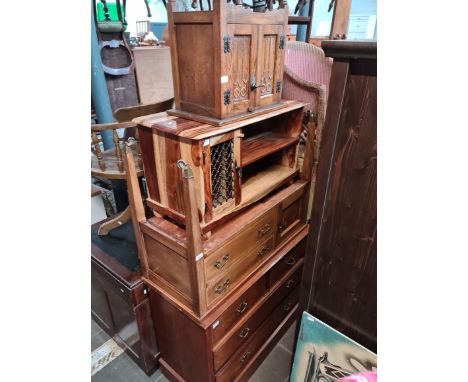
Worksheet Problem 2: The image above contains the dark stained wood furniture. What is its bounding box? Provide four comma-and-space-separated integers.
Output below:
165, 0, 290, 125
298, 40, 377, 353
91, 219, 159, 374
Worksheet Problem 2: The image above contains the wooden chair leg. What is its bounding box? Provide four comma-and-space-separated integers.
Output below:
97, 206, 132, 236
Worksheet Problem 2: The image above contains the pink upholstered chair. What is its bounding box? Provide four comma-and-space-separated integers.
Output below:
283, 41, 332, 114
282, 41, 332, 216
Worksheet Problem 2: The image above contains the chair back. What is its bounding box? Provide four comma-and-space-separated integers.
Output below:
91, 98, 174, 179
282, 41, 332, 114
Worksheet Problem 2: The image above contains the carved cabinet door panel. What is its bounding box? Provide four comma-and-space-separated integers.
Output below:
225, 24, 257, 116
254, 24, 284, 108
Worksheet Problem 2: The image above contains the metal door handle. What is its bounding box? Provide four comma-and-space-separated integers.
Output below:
240, 351, 251, 363
285, 257, 295, 265
214, 254, 230, 269
239, 327, 250, 338
236, 301, 248, 314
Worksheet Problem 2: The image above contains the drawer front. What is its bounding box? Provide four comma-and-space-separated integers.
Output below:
215, 286, 300, 382
213, 265, 302, 371
206, 236, 274, 306
205, 208, 276, 281
211, 275, 268, 345
277, 185, 305, 244
270, 238, 307, 286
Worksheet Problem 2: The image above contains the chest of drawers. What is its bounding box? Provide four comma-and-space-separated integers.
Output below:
148, 229, 308, 382
125, 100, 317, 380
124, 8, 321, 378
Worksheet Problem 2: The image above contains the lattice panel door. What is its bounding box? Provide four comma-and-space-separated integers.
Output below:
210, 139, 235, 209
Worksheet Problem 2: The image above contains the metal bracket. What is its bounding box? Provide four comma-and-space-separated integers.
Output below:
279, 34, 285, 49
195, 252, 204, 262
236, 166, 242, 180
176, 159, 194, 179
224, 89, 231, 105
223, 35, 231, 53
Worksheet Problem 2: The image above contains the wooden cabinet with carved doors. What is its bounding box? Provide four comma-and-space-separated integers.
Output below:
166, 0, 289, 125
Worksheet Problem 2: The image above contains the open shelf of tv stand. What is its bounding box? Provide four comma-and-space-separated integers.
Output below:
241, 164, 299, 206
241, 132, 300, 167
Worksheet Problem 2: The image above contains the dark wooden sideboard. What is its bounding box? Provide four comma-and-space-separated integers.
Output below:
299, 40, 377, 352
91, 220, 159, 374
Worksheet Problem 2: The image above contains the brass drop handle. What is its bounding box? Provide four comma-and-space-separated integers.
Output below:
283, 302, 292, 311
214, 278, 230, 295
258, 223, 272, 236
240, 351, 251, 363
256, 244, 270, 257
214, 254, 230, 269
285, 279, 295, 289
236, 301, 248, 314
239, 327, 250, 338
285, 257, 296, 265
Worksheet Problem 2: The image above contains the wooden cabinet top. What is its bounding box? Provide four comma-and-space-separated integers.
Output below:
133, 100, 306, 140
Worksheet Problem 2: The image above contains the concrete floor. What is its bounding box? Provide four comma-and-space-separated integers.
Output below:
91, 318, 296, 382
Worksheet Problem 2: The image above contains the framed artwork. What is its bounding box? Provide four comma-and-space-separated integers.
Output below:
291, 312, 377, 382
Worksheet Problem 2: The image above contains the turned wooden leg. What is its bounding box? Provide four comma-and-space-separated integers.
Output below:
98, 206, 132, 236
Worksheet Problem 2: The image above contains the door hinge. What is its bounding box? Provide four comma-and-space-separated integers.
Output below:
223, 35, 231, 53
279, 34, 285, 49
224, 89, 231, 105
276, 80, 281, 93
236, 165, 242, 180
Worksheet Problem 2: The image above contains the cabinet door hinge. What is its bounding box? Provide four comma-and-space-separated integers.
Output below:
236, 165, 242, 180
224, 89, 231, 105
223, 35, 231, 53
279, 34, 285, 49
276, 80, 281, 93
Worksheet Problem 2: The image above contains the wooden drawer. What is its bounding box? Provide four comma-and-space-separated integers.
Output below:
277, 185, 305, 244
215, 286, 300, 382
206, 236, 275, 306
270, 238, 307, 286
213, 265, 303, 371
211, 275, 268, 345
205, 208, 276, 280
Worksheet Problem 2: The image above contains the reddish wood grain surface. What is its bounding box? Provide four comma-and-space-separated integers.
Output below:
300, 41, 377, 352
